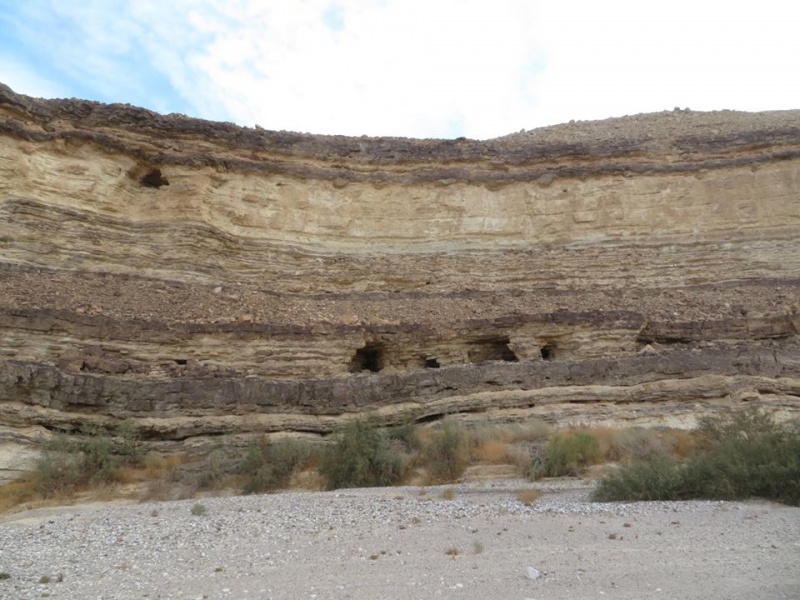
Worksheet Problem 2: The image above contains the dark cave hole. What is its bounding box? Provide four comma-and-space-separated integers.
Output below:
468, 337, 519, 363
415, 413, 445, 424
173, 359, 188, 365
350, 344, 384, 373
140, 168, 169, 188
424, 357, 441, 369
540, 344, 556, 360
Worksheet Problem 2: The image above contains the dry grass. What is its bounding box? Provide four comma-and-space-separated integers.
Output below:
0, 477, 37, 513
556, 427, 701, 465
473, 440, 513, 464
0, 421, 709, 514
504, 419, 551, 443
439, 488, 456, 500
515, 487, 541, 505
421, 421, 469, 484
290, 468, 325, 491
115, 453, 188, 484
468, 420, 551, 446
454, 420, 549, 477
662, 429, 698, 459
0, 451, 194, 513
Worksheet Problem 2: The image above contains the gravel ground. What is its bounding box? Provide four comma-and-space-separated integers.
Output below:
1, 480, 798, 600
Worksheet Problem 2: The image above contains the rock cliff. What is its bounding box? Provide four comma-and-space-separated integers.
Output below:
1, 83, 799, 474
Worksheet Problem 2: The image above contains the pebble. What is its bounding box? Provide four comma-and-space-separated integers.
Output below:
0, 480, 732, 599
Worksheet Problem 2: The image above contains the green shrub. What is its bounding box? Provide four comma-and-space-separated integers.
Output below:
114, 420, 143, 465
33, 421, 149, 498
319, 420, 405, 490
530, 431, 601, 479
593, 410, 800, 506
35, 427, 120, 497
387, 421, 422, 453
607, 428, 671, 461
143, 451, 167, 471
593, 458, 684, 501
240, 438, 313, 494
680, 426, 800, 504
424, 421, 469, 483
196, 449, 231, 490
697, 407, 777, 445
190, 502, 207, 516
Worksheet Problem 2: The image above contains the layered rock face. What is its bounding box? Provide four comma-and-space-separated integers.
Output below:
1, 83, 799, 467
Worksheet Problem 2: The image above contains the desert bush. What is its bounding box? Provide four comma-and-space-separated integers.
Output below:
506, 418, 551, 443
34, 420, 151, 498
697, 407, 779, 446
439, 488, 456, 500
114, 420, 143, 464
196, 449, 231, 490
473, 440, 513, 464
593, 409, 800, 505
529, 431, 601, 479
240, 437, 313, 494
190, 502, 207, 516
467, 424, 516, 464
607, 427, 671, 461
143, 451, 166, 471
679, 420, 800, 504
35, 427, 122, 497
423, 421, 469, 483
516, 487, 541, 505
387, 421, 422, 453
0, 477, 38, 514
592, 458, 684, 501
468, 423, 507, 447
319, 420, 406, 490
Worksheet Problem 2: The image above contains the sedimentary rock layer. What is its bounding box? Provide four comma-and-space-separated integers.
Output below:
0, 83, 798, 469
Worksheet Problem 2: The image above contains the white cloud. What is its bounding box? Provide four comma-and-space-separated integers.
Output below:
178, 0, 543, 137
528, 1, 800, 127
4, 0, 800, 138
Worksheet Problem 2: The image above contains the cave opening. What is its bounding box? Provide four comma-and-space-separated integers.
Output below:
468, 337, 519, 363
540, 344, 557, 360
140, 168, 169, 188
350, 343, 384, 373
424, 357, 441, 369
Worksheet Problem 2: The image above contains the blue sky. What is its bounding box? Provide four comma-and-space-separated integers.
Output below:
2, 0, 799, 139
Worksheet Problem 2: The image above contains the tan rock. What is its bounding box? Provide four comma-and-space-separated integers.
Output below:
0, 83, 798, 451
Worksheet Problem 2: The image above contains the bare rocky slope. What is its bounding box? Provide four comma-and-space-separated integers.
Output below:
1, 83, 799, 476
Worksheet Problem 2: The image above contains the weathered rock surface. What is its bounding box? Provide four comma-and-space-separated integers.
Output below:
1, 83, 799, 464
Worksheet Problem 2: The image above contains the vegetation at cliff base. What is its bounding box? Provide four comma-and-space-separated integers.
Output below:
592, 409, 800, 506
2, 408, 796, 511
35, 423, 143, 498
319, 420, 408, 489
239, 437, 314, 494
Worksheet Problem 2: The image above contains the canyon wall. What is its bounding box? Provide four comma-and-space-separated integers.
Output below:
1, 83, 799, 475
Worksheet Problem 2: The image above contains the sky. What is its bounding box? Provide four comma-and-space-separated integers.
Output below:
1, 0, 799, 139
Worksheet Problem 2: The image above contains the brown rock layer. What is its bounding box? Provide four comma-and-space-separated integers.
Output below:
1, 83, 799, 467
